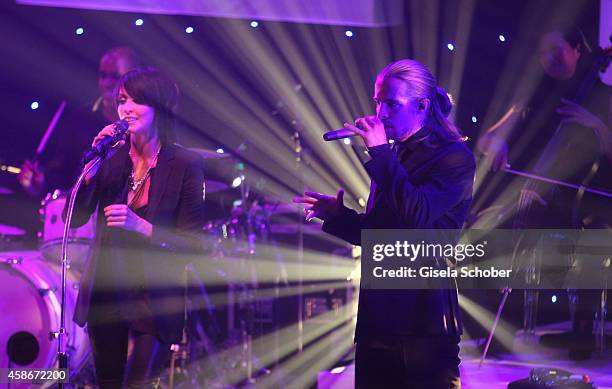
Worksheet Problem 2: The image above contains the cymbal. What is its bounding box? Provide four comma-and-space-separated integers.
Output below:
0, 186, 13, 195
269, 222, 323, 235
190, 148, 233, 160
0, 224, 26, 236
206, 179, 229, 194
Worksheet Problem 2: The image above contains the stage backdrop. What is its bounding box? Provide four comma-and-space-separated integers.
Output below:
15, 0, 404, 27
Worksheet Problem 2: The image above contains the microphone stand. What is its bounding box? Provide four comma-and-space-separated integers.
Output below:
292, 128, 305, 354
53, 147, 108, 387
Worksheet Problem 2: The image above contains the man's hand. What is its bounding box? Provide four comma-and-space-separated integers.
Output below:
104, 204, 152, 238
17, 159, 45, 197
293, 189, 345, 222
343, 116, 388, 149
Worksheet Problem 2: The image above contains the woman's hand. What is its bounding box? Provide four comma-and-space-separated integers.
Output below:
477, 132, 509, 172
104, 204, 152, 238
85, 124, 126, 183
343, 116, 388, 149
293, 189, 345, 222
557, 98, 606, 131
517, 189, 548, 212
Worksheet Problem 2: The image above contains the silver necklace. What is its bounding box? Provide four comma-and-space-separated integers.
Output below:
129, 145, 161, 192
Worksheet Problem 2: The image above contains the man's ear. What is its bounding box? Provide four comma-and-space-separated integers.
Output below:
419, 98, 430, 112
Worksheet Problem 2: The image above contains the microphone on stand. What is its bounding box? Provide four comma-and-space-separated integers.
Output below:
83, 119, 129, 163
322, 128, 358, 141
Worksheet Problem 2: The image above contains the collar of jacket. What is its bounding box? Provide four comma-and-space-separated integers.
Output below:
394, 126, 432, 151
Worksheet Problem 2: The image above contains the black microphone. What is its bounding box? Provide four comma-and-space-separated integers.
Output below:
83, 119, 129, 163
323, 128, 358, 141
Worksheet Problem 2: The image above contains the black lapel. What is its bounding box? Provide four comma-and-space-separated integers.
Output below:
107, 145, 131, 204
147, 144, 176, 220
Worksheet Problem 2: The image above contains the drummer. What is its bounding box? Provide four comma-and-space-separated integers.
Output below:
0, 47, 141, 246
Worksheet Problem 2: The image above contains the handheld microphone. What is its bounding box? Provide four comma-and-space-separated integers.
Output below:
323, 128, 357, 141
83, 119, 129, 163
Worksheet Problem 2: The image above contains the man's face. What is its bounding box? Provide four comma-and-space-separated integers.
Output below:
538, 31, 580, 80
374, 77, 422, 142
98, 55, 134, 100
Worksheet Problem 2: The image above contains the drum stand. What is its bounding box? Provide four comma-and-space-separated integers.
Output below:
54, 155, 103, 388
292, 128, 305, 355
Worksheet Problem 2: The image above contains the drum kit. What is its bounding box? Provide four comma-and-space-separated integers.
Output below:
0, 186, 96, 386
0, 147, 351, 387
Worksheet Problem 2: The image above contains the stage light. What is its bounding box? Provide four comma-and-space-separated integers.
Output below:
343, 138, 351, 145
231, 176, 243, 188
135, 18, 144, 26
447, 43, 455, 51
330, 366, 346, 374
216, 148, 224, 154
551, 295, 557, 303
471, 116, 478, 123
498, 34, 506, 42
75, 27, 84, 35
345, 30, 354, 38
250, 21, 259, 28
30, 101, 39, 110
388, 139, 395, 144
358, 198, 366, 207
185, 26, 194, 34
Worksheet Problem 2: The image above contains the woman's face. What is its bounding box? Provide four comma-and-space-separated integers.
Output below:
117, 89, 156, 137
538, 31, 581, 80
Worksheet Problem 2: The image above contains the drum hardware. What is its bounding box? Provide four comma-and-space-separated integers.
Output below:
38, 287, 57, 297
0, 223, 26, 237
39, 189, 96, 272
5, 256, 23, 265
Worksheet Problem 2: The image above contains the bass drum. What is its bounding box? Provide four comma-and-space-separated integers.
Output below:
0, 251, 90, 385
39, 189, 96, 272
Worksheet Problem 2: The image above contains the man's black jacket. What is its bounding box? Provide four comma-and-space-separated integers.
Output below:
323, 126, 475, 340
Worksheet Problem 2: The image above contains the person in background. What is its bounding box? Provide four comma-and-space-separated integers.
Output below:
18, 46, 142, 196
478, 24, 611, 360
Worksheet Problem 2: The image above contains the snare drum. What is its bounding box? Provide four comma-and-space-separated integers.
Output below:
39, 189, 96, 272
0, 251, 90, 383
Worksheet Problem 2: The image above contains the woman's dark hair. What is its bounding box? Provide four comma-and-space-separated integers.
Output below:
561, 25, 585, 50
542, 23, 589, 53
116, 67, 179, 145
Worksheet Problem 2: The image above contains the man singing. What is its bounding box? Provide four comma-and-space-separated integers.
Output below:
294, 59, 475, 388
